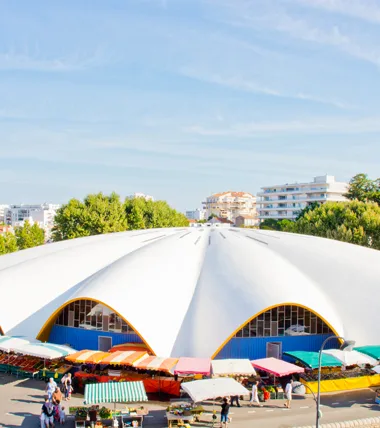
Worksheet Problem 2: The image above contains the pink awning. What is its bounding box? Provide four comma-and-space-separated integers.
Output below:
174, 357, 211, 376
251, 357, 304, 377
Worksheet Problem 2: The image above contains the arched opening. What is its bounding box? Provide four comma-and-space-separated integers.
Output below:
213, 303, 339, 360
37, 298, 154, 354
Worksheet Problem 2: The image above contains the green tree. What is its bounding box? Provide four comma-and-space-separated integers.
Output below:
295, 202, 320, 220
124, 198, 189, 229
53, 192, 127, 241
0, 232, 18, 255
291, 200, 380, 250
345, 173, 380, 204
259, 219, 282, 231
15, 221, 45, 250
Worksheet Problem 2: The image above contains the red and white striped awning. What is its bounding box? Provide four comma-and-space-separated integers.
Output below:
134, 356, 178, 372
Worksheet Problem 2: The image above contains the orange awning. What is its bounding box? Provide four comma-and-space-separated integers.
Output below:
135, 356, 179, 372
66, 350, 111, 364
100, 351, 148, 366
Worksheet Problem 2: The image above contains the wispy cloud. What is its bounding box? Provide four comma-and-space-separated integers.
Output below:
295, 0, 380, 24
217, 1, 380, 66
185, 115, 380, 137
180, 67, 354, 109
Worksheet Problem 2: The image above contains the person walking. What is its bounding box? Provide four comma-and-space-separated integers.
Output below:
52, 387, 62, 406
41, 398, 54, 428
249, 381, 263, 407
220, 397, 230, 428
63, 373, 72, 401
230, 395, 241, 407
45, 378, 57, 402
285, 379, 293, 409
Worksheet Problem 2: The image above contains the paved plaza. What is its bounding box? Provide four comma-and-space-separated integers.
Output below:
0, 374, 379, 428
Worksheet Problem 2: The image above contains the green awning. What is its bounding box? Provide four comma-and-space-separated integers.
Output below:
283, 351, 342, 369
354, 346, 380, 360
84, 381, 148, 404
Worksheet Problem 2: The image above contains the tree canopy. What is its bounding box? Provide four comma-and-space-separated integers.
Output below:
290, 200, 380, 250
15, 221, 45, 250
52, 192, 127, 241
124, 198, 189, 230
0, 232, 18, 255
52, 192, 188, 241
345, 173, 380, 204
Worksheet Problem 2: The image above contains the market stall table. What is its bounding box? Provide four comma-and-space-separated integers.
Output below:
166, 412, 193, 428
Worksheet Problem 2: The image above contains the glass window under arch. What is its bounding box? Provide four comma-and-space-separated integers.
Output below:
234, 305, 333, 338
54, 300, 136, 334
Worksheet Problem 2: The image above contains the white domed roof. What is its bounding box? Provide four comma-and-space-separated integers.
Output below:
0, 227, 379, 357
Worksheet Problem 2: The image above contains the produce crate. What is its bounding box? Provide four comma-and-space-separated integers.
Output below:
276, 392, 284, 400
270, 393, 276, 400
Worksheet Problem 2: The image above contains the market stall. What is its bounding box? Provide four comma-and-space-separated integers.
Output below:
84, 381, 148, 427
323, 349, 378, 367
100, 351, 148, 367
284, 351, 380, 393
283, 351, 342, 369
181, 378, 249, 403
74, 372, 181, 396
134, 356, 178, 373
66, 350, 111, 364
174, 357, 211, 377
211, 359, 256, 377
251, 357, 304, 377
354, 346, 380, 361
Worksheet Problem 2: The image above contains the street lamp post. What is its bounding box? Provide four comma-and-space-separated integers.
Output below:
316, 336, 355, 428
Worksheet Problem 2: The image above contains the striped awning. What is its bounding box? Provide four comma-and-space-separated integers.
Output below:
134, 356, 178, 372
100, 351, 148, 366
85, 381, 148, 404
66, 350, 111, 364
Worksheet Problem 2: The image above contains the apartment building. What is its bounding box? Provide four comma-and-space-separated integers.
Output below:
257, 175, 348, 221
203, 191, 258, 223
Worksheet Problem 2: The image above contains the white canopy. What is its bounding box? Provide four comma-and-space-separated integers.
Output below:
11, 343, 77, 360
211, 359, 256, 376
323, 349, 378, 367
0, 336, 32, 353
372, 366, 380, 374
181, 378, 249, 403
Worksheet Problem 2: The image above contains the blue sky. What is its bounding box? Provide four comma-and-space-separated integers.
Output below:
1, 0, 380, 211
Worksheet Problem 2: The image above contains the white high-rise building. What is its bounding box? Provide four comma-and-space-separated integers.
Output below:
203, 191, 258, 223
185, 208, 206, 221
257, 175, 348, 221
4, 203, 61, 240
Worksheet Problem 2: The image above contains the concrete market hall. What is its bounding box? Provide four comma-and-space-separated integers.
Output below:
1, 226, 379, 359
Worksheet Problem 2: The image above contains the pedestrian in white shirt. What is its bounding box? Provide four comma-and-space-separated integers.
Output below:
249, 381, 263, 407
285, 380, 293, 409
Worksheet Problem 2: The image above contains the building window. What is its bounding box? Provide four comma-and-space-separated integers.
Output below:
234, 305, 333, 338
54, 299, 136, 334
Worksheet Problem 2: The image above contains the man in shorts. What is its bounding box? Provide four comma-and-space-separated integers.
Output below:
285, 379, 293, 409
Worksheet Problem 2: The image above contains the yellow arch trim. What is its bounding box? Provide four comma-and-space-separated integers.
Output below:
211, 302, 342, 360
36, 298, 156, 356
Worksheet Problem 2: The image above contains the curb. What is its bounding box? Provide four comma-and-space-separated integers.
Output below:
294, 416, 380, 427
